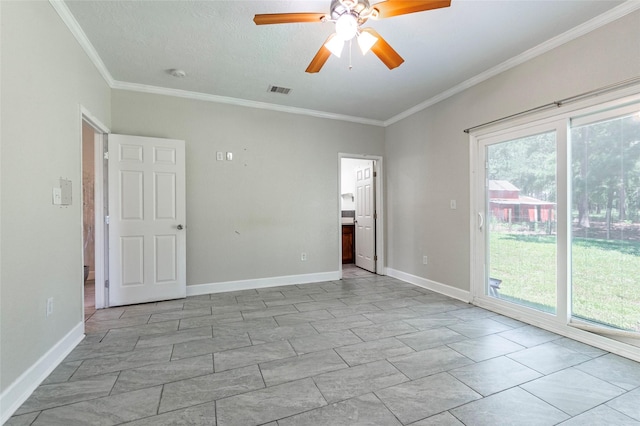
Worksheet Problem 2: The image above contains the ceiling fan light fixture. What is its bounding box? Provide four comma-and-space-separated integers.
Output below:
357, 30, 378, 55
324, 34, 345, 57
335, 13, 358, 40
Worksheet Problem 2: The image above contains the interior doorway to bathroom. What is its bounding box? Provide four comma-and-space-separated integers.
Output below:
81, 109, 109, 319
339, 155, 385, 278
82, 120, 97, 319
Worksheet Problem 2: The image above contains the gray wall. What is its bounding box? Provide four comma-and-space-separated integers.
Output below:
1, 1, 111, 391
111, 91, 385, 286
385, 10, 640, 291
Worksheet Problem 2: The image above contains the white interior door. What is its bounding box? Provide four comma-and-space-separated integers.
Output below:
355, 162, 376, 272
108, 134, 186, 306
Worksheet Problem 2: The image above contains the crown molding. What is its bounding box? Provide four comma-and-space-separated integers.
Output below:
49, 0, 114, 86
51, 0, 640, 128
384, 0, 640, 126
49, 0, 383, 127
111, 81, 385, 127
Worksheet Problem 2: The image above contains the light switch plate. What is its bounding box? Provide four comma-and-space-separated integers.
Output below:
52, 188, 62, 205
226, 152, 233, 161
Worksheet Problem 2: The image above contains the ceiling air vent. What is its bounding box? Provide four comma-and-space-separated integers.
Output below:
268, 85, 292, 95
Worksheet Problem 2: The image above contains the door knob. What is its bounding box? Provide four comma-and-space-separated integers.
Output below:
177, 224, 184, 230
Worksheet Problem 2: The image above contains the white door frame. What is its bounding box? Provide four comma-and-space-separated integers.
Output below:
80, 106, 110, 311
338, 153, 385, 277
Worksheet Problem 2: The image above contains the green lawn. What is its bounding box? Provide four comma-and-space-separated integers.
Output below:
489, 232, 640, 331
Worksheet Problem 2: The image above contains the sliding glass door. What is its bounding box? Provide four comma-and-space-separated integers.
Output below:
473, 97, 640, 343
570, 106, 640, 332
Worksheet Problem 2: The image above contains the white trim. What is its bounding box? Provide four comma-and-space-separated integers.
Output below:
384, 1, 640, 126
91, 130, 105, 310
373, 157, 385, 275
49, 0, 382, 127
80, 106, 109, 134
571, 101, 640, 128
80, 106, 110, 310
49, 1, 114, 86
112, 82, 385, 127
186, 271, 340, 297
570, 319, 640, 340
386, 268, 471, 303
0, 322, 84, 424
53, 0, 640, 128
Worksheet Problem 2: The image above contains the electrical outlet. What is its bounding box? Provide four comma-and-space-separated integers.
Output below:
46, 297, 54, 317
450, 200, 457, 209
216, 152, 224, 161
301, 252, 307, 261
423, 256, 428, 265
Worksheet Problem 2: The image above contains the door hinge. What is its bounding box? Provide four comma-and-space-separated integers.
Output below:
373, 171, 377, 178
374, 255, 378, 261
105, 215, 110, 224
105, 279, 109, 289
104, 151, 109, 160
374, 211, 378, 220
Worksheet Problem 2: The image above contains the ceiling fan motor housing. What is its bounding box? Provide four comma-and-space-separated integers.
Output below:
331, 0, 371, 24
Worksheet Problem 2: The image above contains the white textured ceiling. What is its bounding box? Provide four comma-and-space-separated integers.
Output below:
63, 0, 632, 124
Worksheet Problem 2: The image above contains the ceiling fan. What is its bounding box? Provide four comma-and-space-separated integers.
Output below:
253, 0, 451, 73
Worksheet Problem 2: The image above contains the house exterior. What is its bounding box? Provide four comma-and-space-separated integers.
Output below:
489, 180, 556, 224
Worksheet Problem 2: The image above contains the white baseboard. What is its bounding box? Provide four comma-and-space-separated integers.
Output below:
386, 268, 471, 303
186, 271, 341, 297
0, 322, 85, 424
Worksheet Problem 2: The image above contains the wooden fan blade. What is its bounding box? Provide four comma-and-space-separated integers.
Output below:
372, 0, 451, 19
305, 35, 335, 73
253, 13, 326, 25
361, 28, 404, 70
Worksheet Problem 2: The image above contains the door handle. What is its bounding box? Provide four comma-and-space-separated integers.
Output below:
177, 224, 184, 230
478, 212, 484, 230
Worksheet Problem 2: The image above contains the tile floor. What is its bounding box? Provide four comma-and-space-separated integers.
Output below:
8, 267, 640, 425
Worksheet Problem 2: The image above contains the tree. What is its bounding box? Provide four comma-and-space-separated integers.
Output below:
571, 112, 640, 237
488, 132, 556, 201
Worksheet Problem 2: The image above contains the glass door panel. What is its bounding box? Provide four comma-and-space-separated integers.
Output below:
571, 109, 640, 332
485, 131, 557, 313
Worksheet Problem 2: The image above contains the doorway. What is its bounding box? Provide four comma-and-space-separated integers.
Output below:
81, 108, 109, 318
82, 120, 97, 318
339, 155, 385, 278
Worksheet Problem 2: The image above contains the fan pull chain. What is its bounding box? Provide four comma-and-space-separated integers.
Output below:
348, 39, 353, 71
